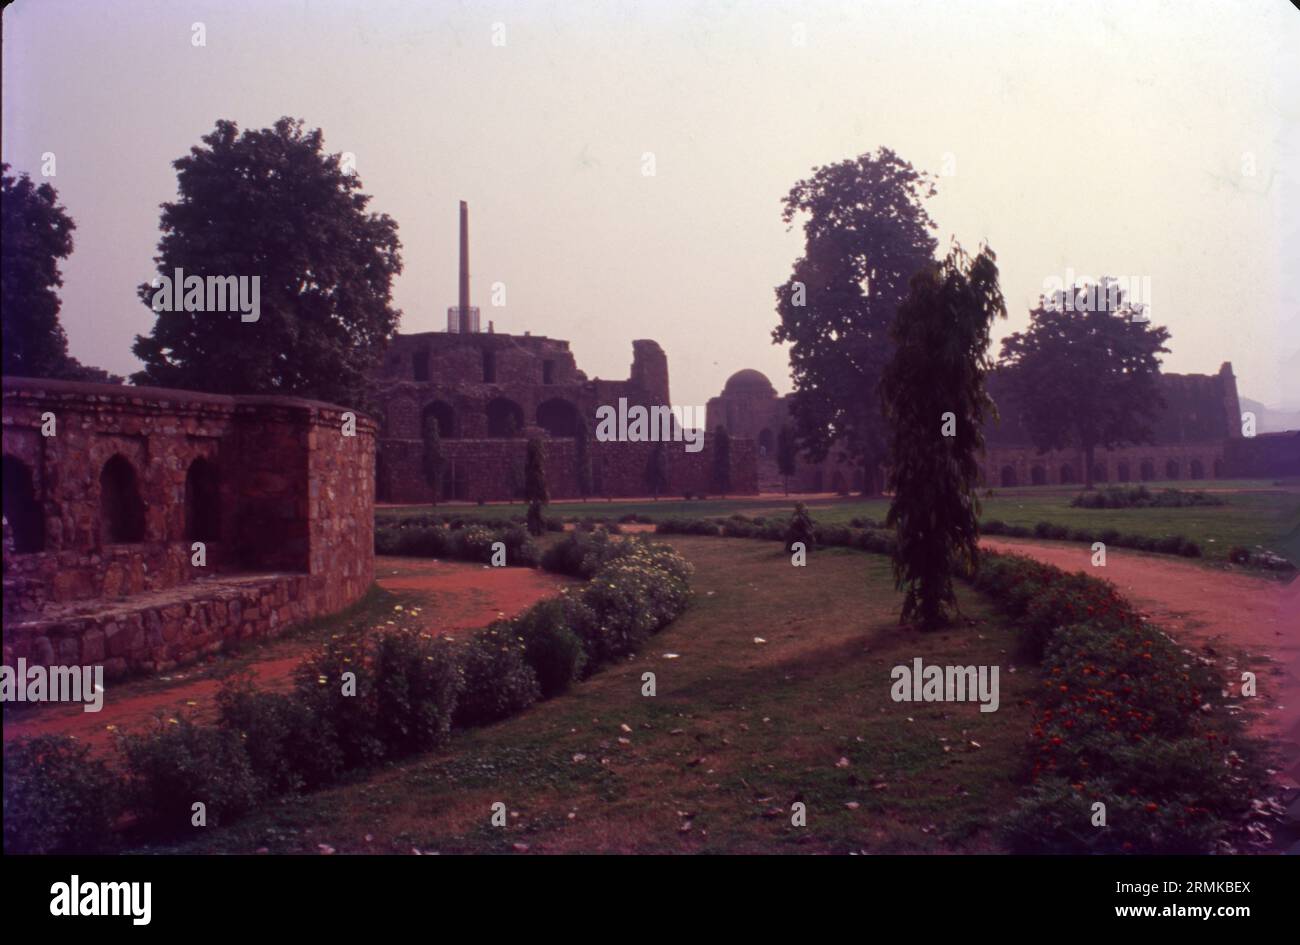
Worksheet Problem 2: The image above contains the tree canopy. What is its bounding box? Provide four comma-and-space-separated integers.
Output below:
132, 118, 402, 408
998, 282, 1170, 489
772, 148, 938, 491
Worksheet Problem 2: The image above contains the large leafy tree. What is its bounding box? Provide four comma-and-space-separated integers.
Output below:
2, 164, 75, 377
998, 282, 1170, 490
773, 148, 938, 493
132, 118, 402, 407
881, 244, 1005, 629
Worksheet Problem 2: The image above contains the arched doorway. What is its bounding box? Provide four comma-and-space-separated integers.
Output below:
1117, 462, 1130, 483
1031, 466, 1046, 486
1092, 463, 1108, 484
1189, 458, 1204, 480
1140, 460, 1155, 481
1059, 464, 1075, 485
100, 455, 145, 543
2, 455, 44, 553
1165, 459, 1180, 480
1000, 465, 1017, 487
757, 428, 774, 458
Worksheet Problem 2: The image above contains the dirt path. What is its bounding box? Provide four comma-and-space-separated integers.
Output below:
2, 557, 572, 757
982, 537, 1300, 786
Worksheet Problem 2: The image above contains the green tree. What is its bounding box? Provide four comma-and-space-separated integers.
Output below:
881, 243, 1005, 629
998, 279, 1171, 490
421, 414, 444, 506
644, 441, 668, 501
573, 416, 593, 501
2, 164, 75, 377
132, 118, 402, 408
1, 165, 123, 383
772, 148, 938, 493
776, 424, 798, 495
711, 426, 732, 496
525, 437, 548, 535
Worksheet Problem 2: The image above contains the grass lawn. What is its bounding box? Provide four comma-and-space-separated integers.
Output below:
379, 478, 1300, 565
136, 536, 1035, 854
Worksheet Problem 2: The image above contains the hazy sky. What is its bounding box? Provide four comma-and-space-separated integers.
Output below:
4, 0, 1297, 409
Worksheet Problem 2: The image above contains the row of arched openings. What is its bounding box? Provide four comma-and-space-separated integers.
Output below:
2, 454, 219, 554
417, 398, 582, 440
998, 457, 1216, 487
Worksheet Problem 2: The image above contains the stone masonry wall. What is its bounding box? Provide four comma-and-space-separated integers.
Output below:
2, 377, 375, 677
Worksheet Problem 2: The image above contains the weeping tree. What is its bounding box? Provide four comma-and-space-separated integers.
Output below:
711, 426, 732, 496
421, 414, 444, 506
881, 243, 1005, 629
524, 437, 548, 535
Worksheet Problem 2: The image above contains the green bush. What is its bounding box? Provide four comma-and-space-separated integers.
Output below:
655, 517, 721, 537
216, 675, 342, 793
372, 629, 463, 754
121, 717, 260, 836
3, 735, 122, 854
295, 635, 385, 769
1071, 486, 1225, 509
784, 503, 816, 553
455, 623, 541, 727
515, 598, 588, 697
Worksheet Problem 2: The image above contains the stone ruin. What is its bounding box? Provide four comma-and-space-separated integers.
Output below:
1, 376, 375, 679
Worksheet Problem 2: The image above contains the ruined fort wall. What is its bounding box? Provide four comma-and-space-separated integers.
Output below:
2, 378, 376, 677
378, 433, 757, 503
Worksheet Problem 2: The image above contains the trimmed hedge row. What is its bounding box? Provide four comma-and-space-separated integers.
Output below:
3, 531, 692, 853
374, 522, 542, 566
975, 552, 1262, 853
982, 518, 1203, 558
1070, 485, 1225, 509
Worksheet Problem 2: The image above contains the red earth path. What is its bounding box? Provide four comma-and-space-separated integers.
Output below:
2, 556, 573, 758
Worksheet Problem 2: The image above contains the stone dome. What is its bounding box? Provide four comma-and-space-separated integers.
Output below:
723, 369, 776, 397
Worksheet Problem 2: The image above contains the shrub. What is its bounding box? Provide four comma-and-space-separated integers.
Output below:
814, 523, 853, 547
982, 519, 1008, 535
3, 735, 122, 854
295, 635, 385, 769
1070, 486, 1225, 509
372, 629, 463, 754
784, 503, 816, 553
721, 518, 757, 538
1228, 545, 1251, 564
121, 717, 260, 836
655, 517, 720, 536
455, 623, 541, 727
515, 598, 587, 697
216, 675, 342, 794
